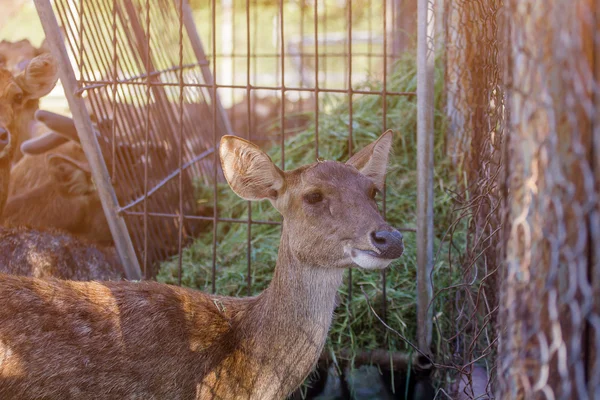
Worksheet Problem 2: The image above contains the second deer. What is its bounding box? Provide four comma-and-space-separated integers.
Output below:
0, 130, 404, 399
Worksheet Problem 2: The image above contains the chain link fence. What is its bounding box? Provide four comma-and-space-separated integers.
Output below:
498, 0, 599, 398
440, 0, 599, 398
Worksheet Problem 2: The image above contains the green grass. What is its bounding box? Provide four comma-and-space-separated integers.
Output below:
158, 53, 467, 360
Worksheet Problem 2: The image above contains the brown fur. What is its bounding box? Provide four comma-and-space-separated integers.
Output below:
14, 112, 210, 267
0, 226, 123, 281
4, 142, 114, 245
0, 132, 402, 399
0, 39, 48, 74
0, 54, 58, 208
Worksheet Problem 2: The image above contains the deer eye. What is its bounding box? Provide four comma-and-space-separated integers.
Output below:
303, 191, 323, 204
369, 187, 380, 200
13, 92, 23, 105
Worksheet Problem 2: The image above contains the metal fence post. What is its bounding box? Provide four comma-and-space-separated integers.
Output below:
416, 0, 434, 351
179, 0, 234, 137
34, 0, 143, 281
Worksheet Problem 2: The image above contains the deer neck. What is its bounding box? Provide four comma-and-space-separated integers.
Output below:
240, 223, 344, 396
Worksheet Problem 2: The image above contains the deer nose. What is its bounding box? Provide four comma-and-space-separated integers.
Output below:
370, 229, 404, 259
0, 128, 10, 150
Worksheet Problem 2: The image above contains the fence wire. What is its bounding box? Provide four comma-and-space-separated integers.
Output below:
498, 0, 599, 398
51, 0, 229, 277
440, 0, 600, 398
436, 0, 505, 397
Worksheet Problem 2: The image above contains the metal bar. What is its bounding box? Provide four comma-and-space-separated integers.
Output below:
76, 80, 417, 96
416, 0, 435, 351
177, 0, 185, 286
34, 0, 142, 281
279, 0, 285, 170
211, 0, 218, 295
346, 0, 353, 310
246, 0, 252, 296
180, 0, 234, 137
313, 0, 319, 160
143, 0, 151, 278
382, 0, 389, 324
121, 211, 418, 231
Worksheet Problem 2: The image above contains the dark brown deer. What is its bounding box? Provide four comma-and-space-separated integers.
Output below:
0, 226, 123, 281
0, 131, 403, 399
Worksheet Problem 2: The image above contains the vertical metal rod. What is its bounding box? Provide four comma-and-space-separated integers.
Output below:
346, 0, 353, 306
382, 0, 389, 324
246, 0, 252, 296
279, 0, 285, 170
180, 0, 233, 137
34, 0, 142, 281
177, 0, 185, 286
313, 0, 319, 160
211, 0, 218, 295
416, 0, 434, 351
143, 0, 151, 278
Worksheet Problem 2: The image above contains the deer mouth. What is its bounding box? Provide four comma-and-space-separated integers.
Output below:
347, 247, 400, 270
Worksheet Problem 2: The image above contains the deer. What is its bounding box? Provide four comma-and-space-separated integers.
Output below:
8, 109, 210, 268
3, 143, 115, 246
5, 112, 131, 245
0, 52, 58, 210
0, 52, 123, 281
0, 225, 123, 281
0, 38, 50, 74
0, 39, 56, 163
0, 130, 403, 399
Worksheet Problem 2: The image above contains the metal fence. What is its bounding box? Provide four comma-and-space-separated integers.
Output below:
437, 0, 505, 397
498, 0, 599, 398
34, 0, 429, 388
441, 0, 600, 398
30, 0, 600, 397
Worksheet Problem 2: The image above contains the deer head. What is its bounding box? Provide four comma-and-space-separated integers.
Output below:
0, 53, 58, 212
220, 129, 403, 271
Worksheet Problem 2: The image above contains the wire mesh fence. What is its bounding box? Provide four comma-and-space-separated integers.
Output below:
38, 0, 428, 391
28, 0, 600, 397
440, 0, 600, 398
437, 0, 505, 397
497, 0, 599, 398
49, 0, 232, 278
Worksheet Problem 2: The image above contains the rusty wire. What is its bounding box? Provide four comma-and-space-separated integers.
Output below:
438, 0, 600, 398
497, 0, 599, 398
436, 0, 505, 397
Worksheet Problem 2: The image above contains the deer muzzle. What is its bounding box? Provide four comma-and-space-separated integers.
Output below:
370, 229, 404, 259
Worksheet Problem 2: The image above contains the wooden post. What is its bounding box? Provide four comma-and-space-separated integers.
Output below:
34, 0, 142, 281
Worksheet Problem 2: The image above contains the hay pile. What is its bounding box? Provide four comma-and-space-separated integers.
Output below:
158, 53, 465, 357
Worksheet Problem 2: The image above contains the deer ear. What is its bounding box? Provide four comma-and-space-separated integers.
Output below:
15, 53, 58, 100
346, 130, 393, 190
219, 135, 285, 201
47, 153, 92, 196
